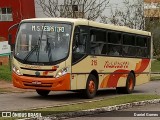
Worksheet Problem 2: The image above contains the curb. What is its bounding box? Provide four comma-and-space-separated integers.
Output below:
21, 99, 160, 120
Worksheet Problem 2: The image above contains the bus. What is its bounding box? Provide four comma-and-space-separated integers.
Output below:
10, 18, 152, 99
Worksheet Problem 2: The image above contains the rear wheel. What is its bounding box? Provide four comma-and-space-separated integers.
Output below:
116, 73, 135, 94
83, 74, 98, 99
36, 89, 50, 96
125, 73, 135, 94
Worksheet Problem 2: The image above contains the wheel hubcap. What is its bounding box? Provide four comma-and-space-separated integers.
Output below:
128, 78, 133, 91
89, 80, 95, 94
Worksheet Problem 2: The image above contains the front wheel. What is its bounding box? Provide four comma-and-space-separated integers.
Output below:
83, 74, 98, 99
36, 89, 50, 96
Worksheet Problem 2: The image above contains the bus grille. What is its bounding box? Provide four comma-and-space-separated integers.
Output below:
23, 81, 52, 87
23, 74, 53, 78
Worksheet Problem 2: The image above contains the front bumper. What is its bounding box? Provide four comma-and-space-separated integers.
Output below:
12, 72, 70, 91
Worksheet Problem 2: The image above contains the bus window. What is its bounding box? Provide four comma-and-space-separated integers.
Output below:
73, 32, 86, 53
91, 43, 105, 55
122, 46, 129, 56
128, 46, 136, 57
72, 26, 88, 64
77, 33, 87, 53
123, 34, 135, 45
90, 29, 106, 55
90, 29, 106, 42
136, 36, 148, 58
108, 32, 121, 44
136, 36, 147, 47
122, 34, 137, 57
108, 45, 121, 56
73, 33, 80, 52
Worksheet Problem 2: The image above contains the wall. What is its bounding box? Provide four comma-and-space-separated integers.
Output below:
0, 0, 35, 64
0, 0, 35, 44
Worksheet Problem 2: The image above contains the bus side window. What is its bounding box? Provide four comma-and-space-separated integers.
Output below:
91, 34, 96, 42
73, 33, 79, 52
90, 29, 106, 55
73, 34, 86, 53
73, 27, 87, 53
79, 34, 87, 53
72, 26, 88, 64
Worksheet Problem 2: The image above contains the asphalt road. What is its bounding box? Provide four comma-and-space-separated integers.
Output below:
0, 81, 160, 111
67, 101, 160, 120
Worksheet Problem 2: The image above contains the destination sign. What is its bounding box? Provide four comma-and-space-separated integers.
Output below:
31, 25, 65, 32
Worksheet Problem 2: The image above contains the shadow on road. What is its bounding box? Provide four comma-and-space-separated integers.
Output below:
21, 88, 147, 101
22, 89, 120, 101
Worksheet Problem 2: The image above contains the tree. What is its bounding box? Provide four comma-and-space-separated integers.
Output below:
144, 1, 160, 56
100, 0, 145, 30
101, 0, 160, 56
36, 0, 110, 20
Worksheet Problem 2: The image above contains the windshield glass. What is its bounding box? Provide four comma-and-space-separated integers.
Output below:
15, 22, 72, 64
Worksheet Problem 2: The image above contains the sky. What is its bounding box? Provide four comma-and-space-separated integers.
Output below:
35, 0, 135, 20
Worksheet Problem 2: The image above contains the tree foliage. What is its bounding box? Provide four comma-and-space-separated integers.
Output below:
101, 0, 160, 56
37, 0, 110, 20
101, 0, 145, 30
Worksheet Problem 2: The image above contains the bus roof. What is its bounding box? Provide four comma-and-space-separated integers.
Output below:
21, 18, 151, 36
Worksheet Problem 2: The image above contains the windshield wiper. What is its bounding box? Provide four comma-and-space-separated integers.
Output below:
23, 45, 38, 63
23, 35, 42, 63
23, 23, 45, 63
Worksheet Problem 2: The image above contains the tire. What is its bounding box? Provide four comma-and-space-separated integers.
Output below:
83, 74, 98, 99
116, 73, 135, 94
125, 73, 135, 94
36, 89, 50, 96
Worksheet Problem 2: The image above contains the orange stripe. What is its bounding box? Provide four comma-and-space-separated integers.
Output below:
100, 59, 150, 88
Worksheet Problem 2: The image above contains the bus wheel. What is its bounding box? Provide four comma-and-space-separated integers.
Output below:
36, 89, 50, 96
83, 74, 98, 99
116, 73, 135, 94
124, 73, 135, 94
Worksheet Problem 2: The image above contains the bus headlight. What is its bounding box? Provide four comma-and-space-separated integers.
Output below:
12, 65, 22, 75
55, 67, 69, 78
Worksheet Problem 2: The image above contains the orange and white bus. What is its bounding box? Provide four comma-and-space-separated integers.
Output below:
10, 18, 151, 98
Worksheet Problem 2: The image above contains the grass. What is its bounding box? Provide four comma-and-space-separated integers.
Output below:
34, 94, 160, 115
0, 64, 11, 82
0, 88, 12, 93
0, 94, 159, 119
151, 75, 160, 81
150, 60, 160, 81
0, 118, 16, 120
151, 60, 160, 72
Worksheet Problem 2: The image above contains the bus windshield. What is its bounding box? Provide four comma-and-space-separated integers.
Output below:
15, 22, 72, 64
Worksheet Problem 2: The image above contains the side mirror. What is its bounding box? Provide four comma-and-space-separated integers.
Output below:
8, 23, 19, 46
8, 34, 15, 51
8, 34, 12, 45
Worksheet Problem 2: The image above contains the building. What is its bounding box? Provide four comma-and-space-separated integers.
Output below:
0, 0, 35, 43
0, 0, 35, 65
144, 0, 160, 20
